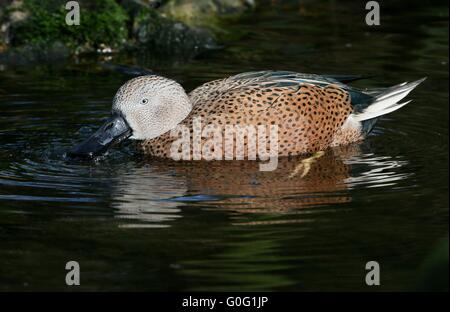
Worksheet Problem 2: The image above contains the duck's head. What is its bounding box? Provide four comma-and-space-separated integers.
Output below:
69, 75, 192, 158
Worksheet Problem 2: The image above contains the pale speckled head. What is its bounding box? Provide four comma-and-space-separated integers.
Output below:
69, 75, 192, 158
113, 75, 192, 140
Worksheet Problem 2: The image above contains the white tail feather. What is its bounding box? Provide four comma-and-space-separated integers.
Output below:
353, 78, 426, 122
354, 101, 411, 122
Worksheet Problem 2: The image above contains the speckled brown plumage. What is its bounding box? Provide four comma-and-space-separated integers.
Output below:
137, 71, 360, 158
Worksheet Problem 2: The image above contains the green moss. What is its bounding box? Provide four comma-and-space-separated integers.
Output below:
10, 0, 128, 51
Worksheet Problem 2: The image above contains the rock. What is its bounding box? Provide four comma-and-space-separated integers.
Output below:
0, 0, 29, 50
0, 40, 70, 65
131, 6, 217, 59
161, 0, 255, 28
0, 0, 252, 62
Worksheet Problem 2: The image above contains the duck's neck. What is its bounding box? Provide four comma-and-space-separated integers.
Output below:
152, 91, 193, 139
174, 91, 193, 125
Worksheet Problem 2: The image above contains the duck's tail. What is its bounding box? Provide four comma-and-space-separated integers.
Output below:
352, 77, 427, 133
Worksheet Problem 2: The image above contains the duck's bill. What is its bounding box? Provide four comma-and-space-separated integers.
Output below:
68, 113, 132, 158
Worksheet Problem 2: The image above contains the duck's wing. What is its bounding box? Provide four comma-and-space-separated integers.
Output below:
227, 70, 348, 89
188, 70, 348, 106
188, 70, 376, 114
231, 71, 384, 108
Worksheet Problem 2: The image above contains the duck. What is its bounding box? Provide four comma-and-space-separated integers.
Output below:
69, 70, 425, 164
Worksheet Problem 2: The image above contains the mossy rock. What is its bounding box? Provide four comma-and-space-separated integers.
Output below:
162, 0, 255, 29
160, 0, 254, 43
131, 7, 217, 59
1, 0, 250, 61
7, 0, 129, 53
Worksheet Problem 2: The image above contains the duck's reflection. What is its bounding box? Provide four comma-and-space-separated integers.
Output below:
110, 144, 389, 227
111, 164, 188, 228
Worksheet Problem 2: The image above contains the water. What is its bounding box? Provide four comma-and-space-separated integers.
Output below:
0, 0, 448, 291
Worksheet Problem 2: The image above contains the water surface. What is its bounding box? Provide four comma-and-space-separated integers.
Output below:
0, 0, 448, 291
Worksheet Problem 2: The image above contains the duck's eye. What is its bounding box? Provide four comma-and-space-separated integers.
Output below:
141, 98, 149, 105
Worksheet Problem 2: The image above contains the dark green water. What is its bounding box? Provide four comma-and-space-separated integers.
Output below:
0, 1, 448, 291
